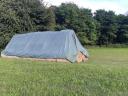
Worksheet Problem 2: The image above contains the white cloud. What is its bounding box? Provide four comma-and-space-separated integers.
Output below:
43, 0, 128, 14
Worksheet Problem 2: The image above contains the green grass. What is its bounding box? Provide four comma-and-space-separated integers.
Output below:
0, 48, 128, 96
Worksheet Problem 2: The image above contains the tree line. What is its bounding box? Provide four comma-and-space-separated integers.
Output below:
0, 0, 128, 49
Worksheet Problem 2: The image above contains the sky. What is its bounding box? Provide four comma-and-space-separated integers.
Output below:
43, 0, 128, 14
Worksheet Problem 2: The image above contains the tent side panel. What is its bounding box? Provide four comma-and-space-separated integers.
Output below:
65, 31, 78, 62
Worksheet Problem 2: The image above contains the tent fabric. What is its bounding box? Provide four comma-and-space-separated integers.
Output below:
1, 30, 89, 62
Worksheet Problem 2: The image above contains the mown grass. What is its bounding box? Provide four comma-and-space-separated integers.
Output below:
0, 48, 128, 96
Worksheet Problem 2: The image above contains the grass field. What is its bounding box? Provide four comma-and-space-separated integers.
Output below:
0, 48, 128, 96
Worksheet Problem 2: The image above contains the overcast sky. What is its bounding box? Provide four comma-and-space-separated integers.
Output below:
43, 0, 128, 14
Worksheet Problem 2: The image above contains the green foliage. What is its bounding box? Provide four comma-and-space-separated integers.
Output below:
0, 1, 128, 49
0, 48, 128, 95
100, 44, 128, 48
94, 10, 118, 45
0, 0, 55, 49
116, 15, 128, 43
55, 3, 80, 30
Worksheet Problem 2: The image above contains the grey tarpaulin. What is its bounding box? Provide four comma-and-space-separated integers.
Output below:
1, 30, 89, 62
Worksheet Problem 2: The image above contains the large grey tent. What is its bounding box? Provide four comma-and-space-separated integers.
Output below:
1, 30, 89, 62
